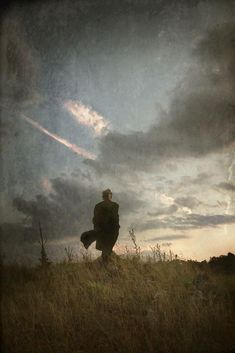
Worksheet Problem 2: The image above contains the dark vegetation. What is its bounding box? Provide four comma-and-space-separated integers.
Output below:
208, 252, 235, 274
1, 235, 235, 353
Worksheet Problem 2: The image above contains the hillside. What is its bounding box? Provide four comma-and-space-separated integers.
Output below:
1, 254, 235, 353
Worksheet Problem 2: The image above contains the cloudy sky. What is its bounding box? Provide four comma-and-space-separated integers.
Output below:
1, 0, 235, 262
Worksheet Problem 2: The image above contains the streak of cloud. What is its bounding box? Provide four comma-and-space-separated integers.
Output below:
21, 113, 96, 160
64, 100, 109, 135
137, 213, 235, 232
224, 159, 235, 234
148, 204, 178, 217
147, 235, 189, 242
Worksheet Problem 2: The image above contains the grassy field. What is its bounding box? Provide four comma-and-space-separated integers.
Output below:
1, 255, 235, 353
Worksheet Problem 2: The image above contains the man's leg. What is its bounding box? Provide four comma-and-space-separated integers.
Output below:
101, 246, 113, 263
101, 231, 119, 262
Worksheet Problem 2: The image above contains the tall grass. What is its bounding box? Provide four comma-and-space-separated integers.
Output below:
1, 254, 235, 353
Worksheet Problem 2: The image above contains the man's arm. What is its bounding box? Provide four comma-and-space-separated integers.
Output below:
93, 204, 101, 230
114, 203, 120, 231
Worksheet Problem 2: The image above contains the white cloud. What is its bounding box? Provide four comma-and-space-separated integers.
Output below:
64, 100, 110, 135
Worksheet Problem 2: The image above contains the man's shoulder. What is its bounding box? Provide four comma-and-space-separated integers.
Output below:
95, 201, 104, 208
109, 201, 119, 211
112, 201, 119, 208
95, 201, 119, 208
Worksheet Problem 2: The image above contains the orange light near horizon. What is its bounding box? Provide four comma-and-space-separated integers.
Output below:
41, 177, 53, 194
64, 100, 109, 135
21, 113, 96, 160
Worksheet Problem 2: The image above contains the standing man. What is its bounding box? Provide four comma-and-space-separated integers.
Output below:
81, 189, 120, 261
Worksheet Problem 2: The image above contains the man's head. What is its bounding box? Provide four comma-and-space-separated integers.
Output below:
102, 189, 112, 201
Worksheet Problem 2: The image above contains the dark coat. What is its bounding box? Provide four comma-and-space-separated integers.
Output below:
81, 200, 120, 251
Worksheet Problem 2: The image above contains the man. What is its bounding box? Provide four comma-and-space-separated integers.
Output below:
80, 189, 120, 261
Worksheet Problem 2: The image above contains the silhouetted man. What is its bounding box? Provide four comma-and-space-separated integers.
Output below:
80, 189, 120, 261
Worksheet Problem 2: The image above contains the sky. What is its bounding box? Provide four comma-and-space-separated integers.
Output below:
1, 0, 235, 263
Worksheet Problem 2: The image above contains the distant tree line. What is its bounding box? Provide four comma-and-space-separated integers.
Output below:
208, 252, 235, 274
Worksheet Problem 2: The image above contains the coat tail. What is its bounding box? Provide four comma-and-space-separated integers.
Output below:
80, 230, 97, 249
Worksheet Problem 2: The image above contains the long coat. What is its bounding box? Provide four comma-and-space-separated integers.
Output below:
81, 200, 120, 251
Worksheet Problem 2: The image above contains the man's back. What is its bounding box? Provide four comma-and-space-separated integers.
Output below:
93, 200, 119, 233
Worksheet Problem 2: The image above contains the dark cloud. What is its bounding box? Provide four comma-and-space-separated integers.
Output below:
13, 178, 95, 239
84, 159, 135, 177
216, 182, 235, 192
6, 177, 144, 243
90, 93, 234, 173
174, 173, 212, 191
1, 15, 40, 105
11, 178, 98, 240
137, 213, 235, 231
194, 22, 235, 91
147, 234, 189, 242
87, 23, 235, 174
0, 120, 16, 140
0, 176, 145, 260
115, 191, 145, 215
175, 196, 200, 209
192, 173, 211, 184
0, 222, 35, 244
148, 204, 178, 217
165, 162, 178, 172
1, 0, 198, 104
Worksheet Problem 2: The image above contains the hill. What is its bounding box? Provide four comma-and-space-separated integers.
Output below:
1, 255, 235, 353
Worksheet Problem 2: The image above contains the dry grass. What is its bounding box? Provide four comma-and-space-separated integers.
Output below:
1, 255, 235, 353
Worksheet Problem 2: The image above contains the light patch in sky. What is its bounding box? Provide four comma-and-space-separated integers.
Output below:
157, 192, 175, 206
21, 113, 96, 160
41, 177, 53, 194
64, 100, 109, 135
178, 207, 192, 215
